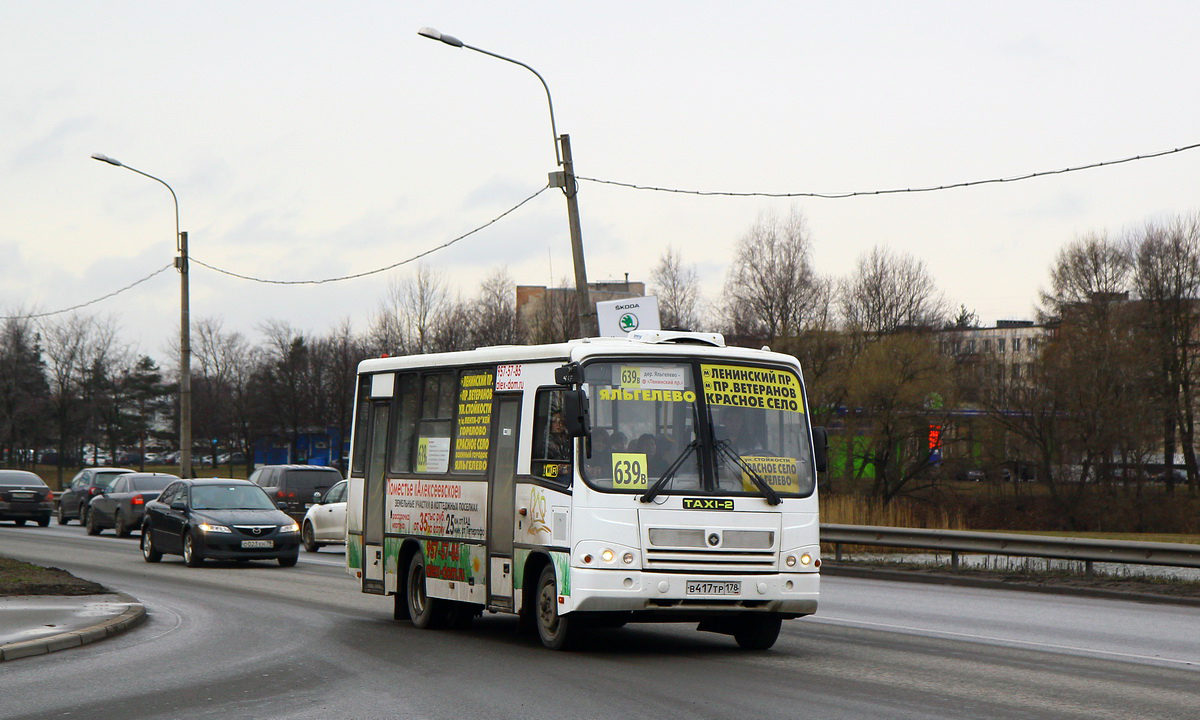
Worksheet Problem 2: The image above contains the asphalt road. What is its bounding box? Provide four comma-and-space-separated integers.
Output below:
2, 523, 1197, 720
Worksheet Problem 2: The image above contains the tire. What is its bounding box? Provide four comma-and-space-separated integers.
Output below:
85, 508, 102, 535
114, 509, 130, 538
141, 526, 162, 563
79, 506, 90, 529
302, 522, 322, 553
183, 531, 204, 567
406, 551, 445, 629
37, 516, 50, 528
733, 615, 783, 650
535, 564, 575, 650
393, 589, 410, 622
278, 551, 299, 567
57, 504, 68, 525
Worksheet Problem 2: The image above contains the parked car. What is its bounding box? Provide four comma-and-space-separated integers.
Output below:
86, 472, 179, 537
301, 479, 347, 552
140, 478, 301, 567
0, 470, 54, 526
57, 468, 135, 526
249, 465, 343, 522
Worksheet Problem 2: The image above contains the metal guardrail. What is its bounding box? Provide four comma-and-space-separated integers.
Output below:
820, 524, 1200, 572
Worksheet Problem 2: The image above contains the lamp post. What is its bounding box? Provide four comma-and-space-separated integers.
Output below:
91, 153, 193, 479
418, 27, 593, 338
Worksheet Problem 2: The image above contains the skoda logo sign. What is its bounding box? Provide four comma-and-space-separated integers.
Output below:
707, 533, 720, 547
619, 313, 639, 332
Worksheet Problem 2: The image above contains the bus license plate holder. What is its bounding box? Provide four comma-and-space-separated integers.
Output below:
686, 580, 741, 596
241, 540, 273, 549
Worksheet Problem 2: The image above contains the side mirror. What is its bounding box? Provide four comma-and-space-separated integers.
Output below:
560, 387, 591, 438
277, 502, 289, 511
812, 427, 828, 473
313, 491, 323, 503
170, 500, 187, 512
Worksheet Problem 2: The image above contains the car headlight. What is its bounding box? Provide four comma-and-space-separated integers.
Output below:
198, 523, 231, 533
280, 522, 300, 533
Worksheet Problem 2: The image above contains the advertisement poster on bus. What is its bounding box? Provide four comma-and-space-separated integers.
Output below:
386, 479, 487, 541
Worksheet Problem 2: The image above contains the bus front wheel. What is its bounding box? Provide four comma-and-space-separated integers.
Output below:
733, 615, 782, 650
407, 552, 445, 629
535, 564, 575, 650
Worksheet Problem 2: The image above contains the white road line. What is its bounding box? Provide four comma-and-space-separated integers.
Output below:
810, 615, 1199, 667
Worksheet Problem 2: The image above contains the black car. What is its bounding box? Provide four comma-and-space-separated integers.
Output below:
0, 470, 54, 526
86, 472, 178, 537
140, 478, 301, 567
57, 468, 135, 526
248, 465, 343, 521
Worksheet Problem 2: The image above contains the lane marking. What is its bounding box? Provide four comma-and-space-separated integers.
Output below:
811, 615, 1198, 667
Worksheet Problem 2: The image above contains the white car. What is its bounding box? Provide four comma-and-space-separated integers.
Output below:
300, 479, 347, 552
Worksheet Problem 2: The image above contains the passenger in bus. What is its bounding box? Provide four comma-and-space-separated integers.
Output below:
609, 430, 629, 454
634, 433, 669, 476
545, 410, 572, 461
587, 429, 613, 479
718, 408, 761, 453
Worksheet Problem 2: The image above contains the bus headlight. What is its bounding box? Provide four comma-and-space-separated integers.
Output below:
622, 552, 634, 565
601, 549, 615, 564
799, 553, 813, 566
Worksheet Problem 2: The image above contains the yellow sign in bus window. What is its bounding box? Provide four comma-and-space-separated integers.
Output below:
700, 364, 804, 413
740, 455, 800, 493
611, 452, 649, 489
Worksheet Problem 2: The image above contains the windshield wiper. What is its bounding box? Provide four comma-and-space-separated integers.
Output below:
713, 440, 782, 506
640, 439, 701, 503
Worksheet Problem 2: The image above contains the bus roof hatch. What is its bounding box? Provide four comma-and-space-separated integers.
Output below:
626, 330, 726, 347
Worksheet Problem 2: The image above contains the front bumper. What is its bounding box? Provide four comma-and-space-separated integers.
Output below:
565, 567, 819, 616
196, 532, 301, 559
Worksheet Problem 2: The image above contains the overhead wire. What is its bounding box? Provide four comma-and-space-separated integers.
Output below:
0, 262, 174, 321
1, 184, 551, 320
5, 141, 1197, 319
576, 142, 1200, 199
191, 184, 551, 285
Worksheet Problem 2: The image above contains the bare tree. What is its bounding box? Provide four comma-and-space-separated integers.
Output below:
1132, 212, 1200, 496
723, 209, 819, 344
651, 246, 702, 330
470, 268, 522, 347
368, 265, 452, 356
840, 246, 949, 336
522, 279, 579, 345
1039, 230, 1132, 322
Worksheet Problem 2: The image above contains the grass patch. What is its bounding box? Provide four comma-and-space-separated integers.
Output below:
0, 556, 106, 597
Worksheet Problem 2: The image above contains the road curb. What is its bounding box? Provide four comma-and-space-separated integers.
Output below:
0, 592, 146, 662
822, 564, 1200, 608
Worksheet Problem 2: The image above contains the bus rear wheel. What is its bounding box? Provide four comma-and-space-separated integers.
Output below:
407, 551, 445, 629
535, 564, 575, 650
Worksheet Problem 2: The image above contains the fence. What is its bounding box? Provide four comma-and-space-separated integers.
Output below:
820, 524, 1200, 576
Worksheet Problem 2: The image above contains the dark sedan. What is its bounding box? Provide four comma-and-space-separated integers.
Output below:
0, 470, 54, 526
86, 472, 178, 537
140, 478, 301, 567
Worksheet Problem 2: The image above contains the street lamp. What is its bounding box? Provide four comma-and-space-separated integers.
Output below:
418, 27, 593, 338
91, 153, 193, 479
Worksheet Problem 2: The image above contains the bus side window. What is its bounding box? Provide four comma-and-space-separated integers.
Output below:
532, 388, 571, 483
389, 374, 419, 473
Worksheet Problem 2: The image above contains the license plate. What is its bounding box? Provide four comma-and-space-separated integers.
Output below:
11, 492, 35, 500
305, 503, 314, 508
686, 580, 741, 596
241, 540, 273, 549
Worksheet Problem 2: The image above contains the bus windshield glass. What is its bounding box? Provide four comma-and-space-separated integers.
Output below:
582, 360, 815, 498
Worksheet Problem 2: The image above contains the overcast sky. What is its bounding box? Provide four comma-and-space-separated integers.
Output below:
3, 1, 1198, 357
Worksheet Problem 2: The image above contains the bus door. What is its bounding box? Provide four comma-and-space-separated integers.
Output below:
487, 396, 521, 608
362, 379, 393, 594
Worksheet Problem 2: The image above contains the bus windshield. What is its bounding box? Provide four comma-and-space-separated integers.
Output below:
582, 360, 815, 498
